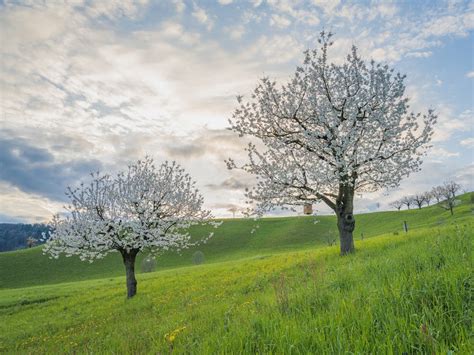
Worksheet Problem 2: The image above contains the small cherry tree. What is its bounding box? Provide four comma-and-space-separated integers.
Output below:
422, 191, 433, 206
438, 181, 462, 215
431, 186, 444, 203
412, 194, 427, 209
389, 200, 404, 211
401, 196, 414, 210
44, 157, 218, 298
227, 32, 436, 255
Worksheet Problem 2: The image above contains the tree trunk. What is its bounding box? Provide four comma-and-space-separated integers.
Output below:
121, 249, 139, 298
336, 185, 355, 255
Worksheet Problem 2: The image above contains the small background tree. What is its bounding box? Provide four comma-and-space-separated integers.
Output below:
26, 237, 37, 248
422, 191, 433, 206
141, 256, 157, 273
192, 251, 205, 265
401, 196, 414, 210
389, 200, 404, 211
44, 157, 220, 298
412, 194, 426, 209
438, 181, 462, 215
431, 186, 444, 203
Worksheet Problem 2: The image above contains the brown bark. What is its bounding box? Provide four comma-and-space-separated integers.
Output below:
121, 249, 139, 298
336, 185, 355, 255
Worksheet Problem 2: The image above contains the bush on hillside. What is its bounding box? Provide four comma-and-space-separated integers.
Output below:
192, 251, 205, 265
141, 256, 157, 273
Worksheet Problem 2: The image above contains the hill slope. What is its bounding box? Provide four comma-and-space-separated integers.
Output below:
0, 216, 472, 353
0, 193, 472, 289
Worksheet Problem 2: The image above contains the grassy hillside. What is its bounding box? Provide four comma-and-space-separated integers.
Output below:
1, 192, 472, 289
0, 219, 472, 353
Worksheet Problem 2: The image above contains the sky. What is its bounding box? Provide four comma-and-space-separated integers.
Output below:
0, 0, 473, 223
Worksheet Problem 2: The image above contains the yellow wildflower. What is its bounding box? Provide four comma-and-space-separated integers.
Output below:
164, 326, 187, 343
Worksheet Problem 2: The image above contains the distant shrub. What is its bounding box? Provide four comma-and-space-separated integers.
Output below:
470, 192, 474, 204
192, 251, 205, 265
393, 231, 399, 236
141, 256, 157, 273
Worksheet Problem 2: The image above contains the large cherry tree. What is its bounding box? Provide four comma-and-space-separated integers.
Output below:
227, 32, 436, 255
44, 157, 218, 298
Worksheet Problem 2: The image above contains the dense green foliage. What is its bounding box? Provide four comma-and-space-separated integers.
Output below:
0, 223, 48, 252
0, 193, 471, 289
0, 193, 472, 353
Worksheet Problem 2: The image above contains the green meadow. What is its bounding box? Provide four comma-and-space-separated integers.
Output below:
0, 194, 472, 353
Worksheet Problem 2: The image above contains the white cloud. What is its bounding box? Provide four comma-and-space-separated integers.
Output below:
311, 0, 341, 14
0, 0, 472, 221
226, 25, 245, 40
192, 5, 213, 30
218, 0, 233, 5
172, 0, 186, 13
270, 14, 291, 28
406, 51, 433, 58
0, 182, 63, 223
467, 71, 474, 78
432, 108, 473, 142
84, 0, 149, 20
460, 137, 474, 147
428, 147, 460, 160
245, 35, 304, 64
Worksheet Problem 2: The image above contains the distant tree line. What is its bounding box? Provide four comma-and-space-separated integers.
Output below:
0, 224, 50, 252
390, 181, 463, 215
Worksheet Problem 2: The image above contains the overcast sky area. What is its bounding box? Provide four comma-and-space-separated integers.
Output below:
0, 0, 473, 223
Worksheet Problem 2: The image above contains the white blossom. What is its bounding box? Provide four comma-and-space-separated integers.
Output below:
227, 32, 436, 216
227, 32, 436, 254
43, 157, 218, 261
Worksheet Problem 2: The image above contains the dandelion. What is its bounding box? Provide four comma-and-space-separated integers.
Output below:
164, 326, 187, 344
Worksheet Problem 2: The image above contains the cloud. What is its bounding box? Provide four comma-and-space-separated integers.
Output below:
164, 129, 248, 161
226, 25, 245, 40
467, 71, 474, 78
84, 0, 149, 20
244, 35, 304, 64
270, 14, 291, 28
206, 177, 250, 191
0, 135, 102, 201
218, 0, 233, 5
406, 51, 433, 58
0, 0, 471, 222
432, 108, 473, 142
192, 4, 213, 30
428, 147, 460, 161
311, 0, 341, 14
0, 182, 64, 223
172, 0, 186, 13
460, 137, 474, 147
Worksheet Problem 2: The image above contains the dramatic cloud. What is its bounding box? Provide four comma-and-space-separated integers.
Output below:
0, 0, 472, 222
0, 135, 102, 201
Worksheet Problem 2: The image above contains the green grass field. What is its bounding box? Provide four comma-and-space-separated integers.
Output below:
0, 194, 472, 353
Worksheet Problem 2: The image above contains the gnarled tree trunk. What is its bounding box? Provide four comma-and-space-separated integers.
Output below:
120, 249, 139, 298
336, 185, 355, 255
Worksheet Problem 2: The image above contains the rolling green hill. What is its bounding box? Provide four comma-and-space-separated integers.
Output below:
0, 194, 472, 353
1, 192, 472, 289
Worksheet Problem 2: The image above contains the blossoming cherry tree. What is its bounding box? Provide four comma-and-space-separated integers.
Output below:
227, 32, 436, 255
44, 157, 217, 298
